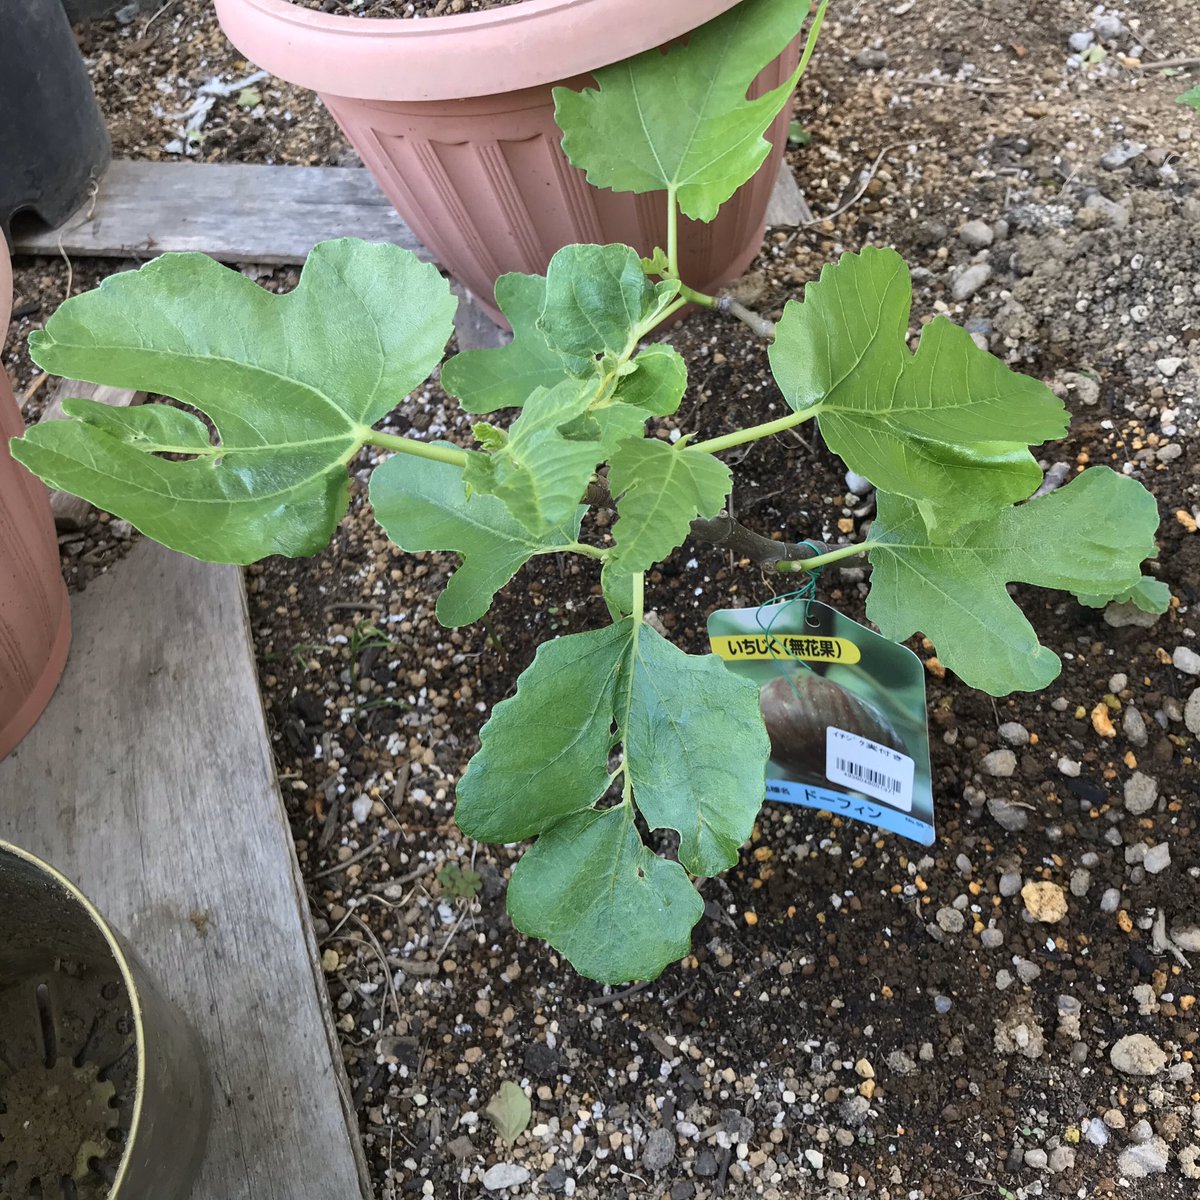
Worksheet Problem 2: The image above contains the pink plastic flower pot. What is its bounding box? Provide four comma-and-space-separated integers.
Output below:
0, 247, 70, 761
213, 0, 799, 324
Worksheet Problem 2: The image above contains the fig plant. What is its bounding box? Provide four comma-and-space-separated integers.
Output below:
12, 0, 1165, 983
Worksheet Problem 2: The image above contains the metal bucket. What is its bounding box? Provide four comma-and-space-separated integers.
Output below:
0, 842, 210, 1199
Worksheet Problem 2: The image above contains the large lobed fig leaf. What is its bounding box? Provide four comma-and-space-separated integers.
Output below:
554, 0, 826, 222
13, 239, 456, 563
769, 246, 1068, 534
455, 619, 769, 983
867, 468, 1161, 695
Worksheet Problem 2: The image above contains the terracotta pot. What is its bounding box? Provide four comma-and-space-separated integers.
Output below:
213, 0, 798, 324
0, 247, 70, 761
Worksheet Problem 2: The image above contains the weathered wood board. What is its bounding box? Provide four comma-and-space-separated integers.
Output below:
0, 541, 371, 1200
765, 160, 815, 226
12, 160, 430, 266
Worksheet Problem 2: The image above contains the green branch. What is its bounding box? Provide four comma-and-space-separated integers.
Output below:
777, 540, 879, 572
689, 405, 820, 455
368, 431, 470, 468
666, 189, 681, 279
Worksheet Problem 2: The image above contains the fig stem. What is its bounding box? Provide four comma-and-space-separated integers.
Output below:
777, 541, 879, 572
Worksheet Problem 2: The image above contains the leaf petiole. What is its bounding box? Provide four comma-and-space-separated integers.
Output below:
666, 189, 681, 279
689, 405, 820, 455
368, 431, 470, 468
564, 540, 607, 560
777, 540, 879, 572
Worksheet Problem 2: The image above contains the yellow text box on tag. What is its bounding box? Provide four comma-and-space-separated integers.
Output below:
709, 634, 861, 665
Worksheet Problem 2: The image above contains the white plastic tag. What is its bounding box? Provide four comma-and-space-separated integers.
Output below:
826, 727, 915, 813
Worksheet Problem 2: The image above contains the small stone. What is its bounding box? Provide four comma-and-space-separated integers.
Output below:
482, 1164, 532, 1191
951, 263, 992, 302
999, 870, 1023, 897
351, 795, 373, 823
1052, 371, 1100, 408
1143, 843, 1171, 874
958, 219, 994, 248
988, 798, 1028, 833
1092, 13, 1124, 39
1185, 689, 1200, 736
1048, 1145, 1074, 1173
1068, 30, 1094, 52
854, 47, 888, 70
936, 907, 966, 934
1069, 868, 1091, 897
1117, 1138, 1169, 1179
1103, 1109, 1126, 1130
885, 1050, 916, 1075
1014, 958, 1041, 984
1157, 443, 1183, 463
1124, 706, 1149, 747
1057, 757, 1082, 778
1024, 1148, 1048, 1169
1130, 1119, 1154, 1144
1110, 1033, 1168, 1076
641, 1129, 676, 1172
1179, 1145, 1200, 1181
844, 469, 872, 496
804, 1148, 825, 1170
933, 995, 953, 1014
982, 749, 1017, 777
1021, 881, 1068, 923
994, 1005, 1044, 1059
827, 1171, 850, 1189
981, 927, 1004, 949
694, 1149, 718, 1178
1100, 887, 1122, 914
1123, 772, 1159, 814
1083, 193, 1130, 229
1157, 357, 1185, 378
1171, 924, 1200, 952
1175, 647, 1200, 676
1105, 602, 1161, 629
854, 1058, 875, 1079
1085, 1119, 1109, 1147
1101, 140, 1146, 170
998, 722, 1029, 746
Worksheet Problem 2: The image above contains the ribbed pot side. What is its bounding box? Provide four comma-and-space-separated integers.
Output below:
213, 0, 799, 324
0, 247, 70, 761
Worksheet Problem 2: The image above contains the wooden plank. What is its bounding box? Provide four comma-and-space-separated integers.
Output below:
12, 159, 807, 264
0, 541, 371, 1200
38, 379, 146, 529
765, 160, 814, 227
12, 161, 430, 266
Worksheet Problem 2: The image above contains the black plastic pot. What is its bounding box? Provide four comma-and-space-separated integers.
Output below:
1, 0, 111, 242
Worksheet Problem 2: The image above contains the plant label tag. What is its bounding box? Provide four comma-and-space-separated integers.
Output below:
708, 599, 935, 845
826, 728, 915, 812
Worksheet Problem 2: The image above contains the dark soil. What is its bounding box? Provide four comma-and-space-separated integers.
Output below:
7, 0, 1200, 1197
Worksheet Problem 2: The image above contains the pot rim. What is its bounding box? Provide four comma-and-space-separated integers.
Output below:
0, 840, 149, 1198
213, 0, 744, 102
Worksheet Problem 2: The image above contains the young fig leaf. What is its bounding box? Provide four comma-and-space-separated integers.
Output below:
614, 344, 688, 416
370, 453, 584, 627
769, 246, 1068, 533
14, 240, 455, 563
463, 379, 603, 534
554, 0, 826, 221
866, 468, 1161, 695
607, 440, 731, 574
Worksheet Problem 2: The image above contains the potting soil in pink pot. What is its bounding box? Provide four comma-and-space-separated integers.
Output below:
213, 0, 799, 324
0, 247, 70, 761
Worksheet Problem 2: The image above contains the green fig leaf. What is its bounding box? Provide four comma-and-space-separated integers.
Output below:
866, 468, 1161, 695
14, 239, 455, 563
484, 1081, 532, 1145
440, 272, 568, 414
463, 379, 603, 534
554, 0, 827, 221
607, 439, 731, 574
1074, 575, 1171, 614
369, 453, 584, 627
507, 807, 703, 985
769, 246, 1069, 533
615, 344, 688, 416
456, 618, 767, 981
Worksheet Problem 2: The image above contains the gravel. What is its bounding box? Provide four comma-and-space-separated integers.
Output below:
1109, 1033, 1169, 1076
1143, 842, 1172, 874
1186, 688, 1200, 735
1173, 646, 1200, 675
950, 263, 992, 301
1123, 771, 1159, 814
1117, 1138, 1170, 1179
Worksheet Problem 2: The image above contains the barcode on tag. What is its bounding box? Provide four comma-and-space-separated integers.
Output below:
826, 727, 915, 812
